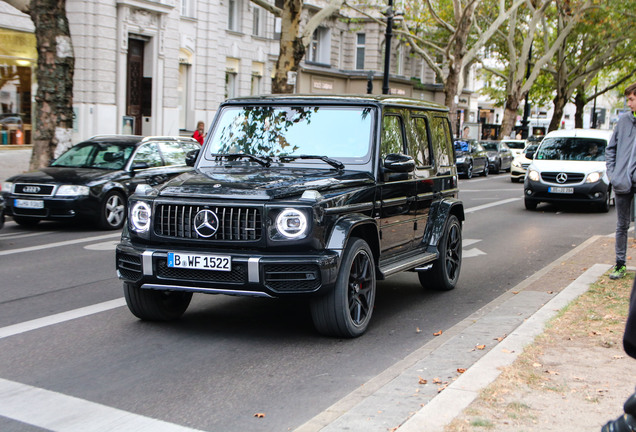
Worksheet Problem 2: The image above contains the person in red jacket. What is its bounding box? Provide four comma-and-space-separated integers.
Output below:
192, 121, 206, 145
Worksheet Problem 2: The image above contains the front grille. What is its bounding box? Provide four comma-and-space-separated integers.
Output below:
12, 208, 47, 217
14, 183, 55, 196
154, 204, 262, 241
264, 264, 321, 292
117, 252, 142, 281
541, 172, 585, 184
156, 258, 247, 283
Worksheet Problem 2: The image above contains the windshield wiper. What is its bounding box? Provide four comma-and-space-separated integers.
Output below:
210, 153, 271, 167
278, 155, 345, 170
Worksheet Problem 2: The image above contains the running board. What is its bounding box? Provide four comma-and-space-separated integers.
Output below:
378, 251, 438, 278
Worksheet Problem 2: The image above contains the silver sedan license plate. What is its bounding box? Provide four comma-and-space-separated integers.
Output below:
15, 199, 44, 209
548, 187, 574, 194
167, 252, 231, 271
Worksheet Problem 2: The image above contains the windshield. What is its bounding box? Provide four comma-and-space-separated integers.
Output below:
481, 142, 498, 151
51, 143, 135, 169
535, 137, 606, 161
503, 141, 525, 150
204, 106, 374, 165
454, 140, 470, 152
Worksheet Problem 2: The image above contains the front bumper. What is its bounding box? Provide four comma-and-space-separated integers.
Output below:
116, 241, 340, 298
3, 194, 98, 220
524, 179, 609, 204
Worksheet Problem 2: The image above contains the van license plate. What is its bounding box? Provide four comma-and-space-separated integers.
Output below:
548, 187, 574, 194
167, 252, 231, 271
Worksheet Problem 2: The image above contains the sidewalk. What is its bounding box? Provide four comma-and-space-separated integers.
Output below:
294, 235, 636, 432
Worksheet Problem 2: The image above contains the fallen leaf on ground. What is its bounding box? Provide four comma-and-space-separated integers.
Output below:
433, 330, 443, 336
416, 327, 422, 333
457, 368, 466, 374
254, 413, 266, 418
418, 376, 427, 385
476, 344, 486, 350
433, 377, 442, 384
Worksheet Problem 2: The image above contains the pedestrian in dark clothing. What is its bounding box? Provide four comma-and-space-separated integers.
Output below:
601, 278, 636, 431
606, 82, 636, 280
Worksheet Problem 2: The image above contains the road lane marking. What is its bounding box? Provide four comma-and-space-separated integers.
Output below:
0, 298, 126, 340
0, 377, 205, 432
84, 240, 119, 251
0, 233, 121, 256
465, 197, 520, 213
0, 231, 54, 240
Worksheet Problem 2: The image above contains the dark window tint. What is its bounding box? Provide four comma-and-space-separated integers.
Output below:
381, 115, 404, 156
410, 117, 432, 167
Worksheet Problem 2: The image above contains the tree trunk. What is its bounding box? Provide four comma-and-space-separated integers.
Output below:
444, 65, 460, 136
548, 91, 567, 132
271, 0, 304, 94
500, 101, 521, 140
573, 89, 586, 129
28, 0, 74, 169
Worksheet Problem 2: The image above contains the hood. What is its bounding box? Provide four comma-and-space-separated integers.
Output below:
529, 159, 606, 174
7, 167, 118, 185
158, 168, 376, 200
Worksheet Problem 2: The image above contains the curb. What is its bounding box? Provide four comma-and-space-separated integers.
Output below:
396, 262, 611, 431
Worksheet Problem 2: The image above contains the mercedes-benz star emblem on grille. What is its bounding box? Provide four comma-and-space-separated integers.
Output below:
193, 209, 220, 238
23, 186, 41, 193
556, 173, 568, 184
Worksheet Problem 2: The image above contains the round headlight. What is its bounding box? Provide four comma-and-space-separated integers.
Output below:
528, 170, 540, 182
130, 201, 152, 232
276, 209, 307, 239
1, 181, 13, 193
586, 172, 601, 183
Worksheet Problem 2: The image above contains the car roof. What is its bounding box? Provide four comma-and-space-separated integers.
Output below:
543, 128, 612, 140
82, 135, 198, 147
222, 94, 449, 112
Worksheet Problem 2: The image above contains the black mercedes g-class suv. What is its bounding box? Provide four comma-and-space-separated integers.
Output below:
116, 95, 464, 338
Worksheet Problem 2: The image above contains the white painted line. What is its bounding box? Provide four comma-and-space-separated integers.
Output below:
0, 377, 205, 432
0, 231, 53, 240
84, 240, 119, 251
464, 197, 520, 213
0, 298, 126, 340
0, 233, 121, 256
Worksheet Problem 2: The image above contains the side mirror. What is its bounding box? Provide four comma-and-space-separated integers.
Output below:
383, 153, 415, 173
525, 150, 535, 159
185, 149, 200, 167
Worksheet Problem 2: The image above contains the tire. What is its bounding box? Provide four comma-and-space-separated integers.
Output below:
465, 162, 473, 179
524, 198, 538, 210
494, 160, 500, 174
310, 237, 376, 338
124, 282, 192, 321
481, 163, 489, 177
598, 187, 611, 213
99, 191, 126, 230
13, 216, 40, 227
418, 214, 462, 291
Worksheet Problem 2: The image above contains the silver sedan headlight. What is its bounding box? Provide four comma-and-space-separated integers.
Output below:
1, 181, 13, 193
456, 156, 465, 163
585, 171, 602, 183
56, 185, 90, 196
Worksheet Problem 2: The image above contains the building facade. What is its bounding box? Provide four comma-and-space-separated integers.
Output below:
0, 0, 479, 145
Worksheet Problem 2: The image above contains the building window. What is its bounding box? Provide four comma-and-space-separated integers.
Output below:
355, 33, 365, 70
396, 43, 403, 76
308, 27, 331, 65
178, 62, 190, 130
251, 62, 264, 95
225, 58, 239, 98
181, 0, 194, 17
228, 0, 241, 32
252, 6, 264, 36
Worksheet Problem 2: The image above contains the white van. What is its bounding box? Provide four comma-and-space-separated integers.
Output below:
523, 129, 613, 212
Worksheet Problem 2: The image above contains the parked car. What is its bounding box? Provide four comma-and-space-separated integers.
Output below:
454, 139, 489, 178
502, 139, 527, 157
524, 129, 613, 212
511, 144, 538, 183
116, 95, 465, 338
2, 135, 201, 229
480, 140, 513, 173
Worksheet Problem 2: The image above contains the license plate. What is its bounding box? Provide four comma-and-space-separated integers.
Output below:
15, 199, 44, 209
548, 187, 574, 194
167, 252, 231, 271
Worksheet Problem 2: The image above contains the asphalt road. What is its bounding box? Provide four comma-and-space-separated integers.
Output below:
0, 171, 616, 432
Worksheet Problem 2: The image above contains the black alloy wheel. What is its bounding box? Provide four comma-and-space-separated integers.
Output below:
419, 214, 462, 291
310, 237, 376, 338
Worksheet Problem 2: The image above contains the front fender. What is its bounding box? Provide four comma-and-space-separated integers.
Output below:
326, 214, 379, 254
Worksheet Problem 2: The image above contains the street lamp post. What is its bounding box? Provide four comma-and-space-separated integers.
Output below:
382, 0, 394, 95
520, 44, 532, 139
